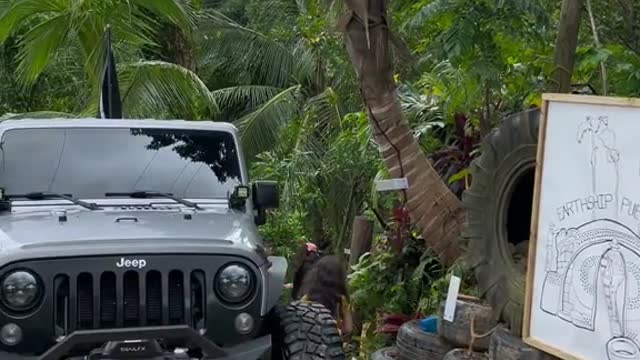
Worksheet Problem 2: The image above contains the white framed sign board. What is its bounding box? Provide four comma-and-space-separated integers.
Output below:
523, 94, 640, 360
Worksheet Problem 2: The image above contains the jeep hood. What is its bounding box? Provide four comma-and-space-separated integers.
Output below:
0, 207, 267, 265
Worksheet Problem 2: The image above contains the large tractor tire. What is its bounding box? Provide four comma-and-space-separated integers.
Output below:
270, 301, 345, 360
462, 108, 540, 335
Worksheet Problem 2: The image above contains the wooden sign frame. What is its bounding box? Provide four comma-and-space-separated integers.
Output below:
523, 93, 640, 359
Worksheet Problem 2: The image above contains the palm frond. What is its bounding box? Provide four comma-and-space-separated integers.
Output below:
212, 85, 284, 114
398, 85, 445, 125
0, 0, 9, 16
15, 13, 71, 86
197, 10, 304, 87
1, 0, 188, 87
418, 60, 481, 115
0, 0, 65, 43
78, 1, 171, 80
403, 0, 457, 30
235, 85, 301, 159
130, 0, 195, 31
305, 88, 343, 125
290, 39, 318, 87
119, 60, 218, 120
0, 111, 77, 119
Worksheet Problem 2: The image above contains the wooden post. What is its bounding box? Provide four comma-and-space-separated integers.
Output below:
347, 216, 374, 349
349, 216, 374, 267
547, 0, 584, 93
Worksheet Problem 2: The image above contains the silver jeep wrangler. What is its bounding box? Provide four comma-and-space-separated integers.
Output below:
0, 119, 344, 360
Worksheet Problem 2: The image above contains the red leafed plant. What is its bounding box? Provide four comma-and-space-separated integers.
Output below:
375, 313, 414, 334
429, 113, 480, 198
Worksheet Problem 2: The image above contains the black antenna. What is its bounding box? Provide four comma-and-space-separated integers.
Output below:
97, 25, 123, 119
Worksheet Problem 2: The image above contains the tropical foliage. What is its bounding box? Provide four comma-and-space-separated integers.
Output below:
2, 0, 640, 356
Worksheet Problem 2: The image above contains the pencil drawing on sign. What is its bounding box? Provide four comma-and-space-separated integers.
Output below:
539, 115, 640, 359
540, 220, 640, 359
576, 116, 621, 219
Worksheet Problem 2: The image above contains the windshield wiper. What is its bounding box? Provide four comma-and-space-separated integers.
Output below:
6, 191, 101, 210
105, 191, 202, 210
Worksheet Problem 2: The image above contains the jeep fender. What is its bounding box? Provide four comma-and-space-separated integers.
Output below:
262, 256, 287, 315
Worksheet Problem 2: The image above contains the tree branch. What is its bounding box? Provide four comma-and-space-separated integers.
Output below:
585, 0, 607, 95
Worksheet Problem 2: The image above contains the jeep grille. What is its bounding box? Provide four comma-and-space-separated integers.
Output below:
0, 255, 263, 355
53, 270, 206, 334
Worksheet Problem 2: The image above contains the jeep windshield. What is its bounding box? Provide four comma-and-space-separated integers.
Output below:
0, 127, 243, 201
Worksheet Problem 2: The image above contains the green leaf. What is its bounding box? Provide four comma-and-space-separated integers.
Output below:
448, 168, 469, 184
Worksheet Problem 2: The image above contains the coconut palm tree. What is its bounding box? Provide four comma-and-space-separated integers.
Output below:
0, 0, 218, 119
338, 0, 465, 265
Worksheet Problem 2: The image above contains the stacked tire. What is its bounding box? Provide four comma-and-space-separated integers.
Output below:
372, 296, 492, 360
396, 320, 453, 359
372, 346, 400, 360
438, 296, 496, 360
371, 296, 560, 359
371, 320, 453, 360
488, 325, 559, 360
438, 296, 496, 352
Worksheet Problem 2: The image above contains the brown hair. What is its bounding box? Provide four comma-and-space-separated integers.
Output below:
291, 243, 321, 299
299, 255, 348, 317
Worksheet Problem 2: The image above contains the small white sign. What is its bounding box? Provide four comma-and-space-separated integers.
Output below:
375, 178, 409, 192
443, 275, 461, 322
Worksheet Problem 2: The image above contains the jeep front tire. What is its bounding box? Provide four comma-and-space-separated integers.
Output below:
271, 301, 346, 360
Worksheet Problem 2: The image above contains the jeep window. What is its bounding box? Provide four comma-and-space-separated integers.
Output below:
0, 127, 243, 200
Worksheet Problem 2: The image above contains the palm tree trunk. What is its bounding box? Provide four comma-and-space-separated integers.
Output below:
339, 0, 464, 265
547, 0, 584, 93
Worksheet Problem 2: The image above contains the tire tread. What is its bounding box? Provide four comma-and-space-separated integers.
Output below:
279, 301, 346, 360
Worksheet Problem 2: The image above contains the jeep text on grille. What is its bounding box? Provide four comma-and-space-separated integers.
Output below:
115, 258, 147, 269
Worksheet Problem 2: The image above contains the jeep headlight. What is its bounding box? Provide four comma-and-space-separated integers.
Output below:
1, 270, 41, 311
215, 264, 254, 304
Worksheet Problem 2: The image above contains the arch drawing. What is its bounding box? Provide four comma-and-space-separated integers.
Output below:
540, 219, 640, 359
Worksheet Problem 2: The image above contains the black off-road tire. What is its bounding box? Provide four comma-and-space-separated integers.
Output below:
488, 325, 559, 360
372, 347, 400, 360
438, 296, 497, 351
462, 108, 540, 335
271, 301, 345, 360
396, 320, 453, 360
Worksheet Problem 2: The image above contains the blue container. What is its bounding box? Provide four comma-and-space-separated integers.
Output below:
418, 315, 438, 333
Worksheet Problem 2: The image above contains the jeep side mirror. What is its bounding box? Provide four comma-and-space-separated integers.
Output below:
252, 181, 279, 225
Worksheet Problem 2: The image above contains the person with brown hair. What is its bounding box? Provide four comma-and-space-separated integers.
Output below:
299, 255, 353, 337
283, 242, 322, 300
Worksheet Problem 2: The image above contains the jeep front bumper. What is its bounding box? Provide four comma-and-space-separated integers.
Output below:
0, 325, 271, 360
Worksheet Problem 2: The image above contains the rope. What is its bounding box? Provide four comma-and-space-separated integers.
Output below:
466, 314, 500, 354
